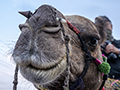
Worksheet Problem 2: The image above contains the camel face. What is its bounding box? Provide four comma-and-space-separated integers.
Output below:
12, 5, 68, 85
12, 5, 105, 90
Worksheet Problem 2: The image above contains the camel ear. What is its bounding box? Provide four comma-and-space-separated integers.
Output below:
94, 17, 106, 44
19, 11, 33, 19
96, 25, 106, 44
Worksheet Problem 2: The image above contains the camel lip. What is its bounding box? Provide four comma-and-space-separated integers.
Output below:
27, 61, 60, 70
26, 56, 66, 71
20, 57, 67, 85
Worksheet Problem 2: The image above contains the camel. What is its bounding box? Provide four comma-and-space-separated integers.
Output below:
12, 4, 106, 90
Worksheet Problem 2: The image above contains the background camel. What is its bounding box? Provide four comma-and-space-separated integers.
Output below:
12, 4, 106, 90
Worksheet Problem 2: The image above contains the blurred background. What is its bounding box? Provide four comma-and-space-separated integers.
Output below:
0, 0, 120, 90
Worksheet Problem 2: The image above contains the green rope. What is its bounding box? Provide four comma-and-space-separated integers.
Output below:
98, 55, 111, 75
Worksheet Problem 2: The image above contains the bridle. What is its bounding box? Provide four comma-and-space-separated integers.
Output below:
63, 19, 109, 90
60, 19, 99, 90
65, 20, 108, 90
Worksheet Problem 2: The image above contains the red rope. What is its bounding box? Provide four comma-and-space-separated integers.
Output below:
66, 20, 81, 34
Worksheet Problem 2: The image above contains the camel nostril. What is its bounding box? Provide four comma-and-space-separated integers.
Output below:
52, 25, 58, 27
29, 48, 34, 55
42, 24, 60, 33
44, 24, 58, 27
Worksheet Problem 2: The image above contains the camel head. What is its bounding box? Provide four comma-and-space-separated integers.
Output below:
12, 5, 106, 90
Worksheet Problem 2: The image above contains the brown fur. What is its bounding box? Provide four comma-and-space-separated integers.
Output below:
12, 5, 106, 90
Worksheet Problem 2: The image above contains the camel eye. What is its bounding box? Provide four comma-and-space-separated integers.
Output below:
89, 38, 98, 46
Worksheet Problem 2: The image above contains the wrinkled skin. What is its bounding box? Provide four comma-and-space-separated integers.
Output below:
12, 5, 106, 90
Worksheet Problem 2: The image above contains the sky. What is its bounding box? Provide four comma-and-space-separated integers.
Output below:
0, 0, 120, 90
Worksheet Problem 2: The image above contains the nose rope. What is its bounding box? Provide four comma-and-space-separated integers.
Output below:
12, 22, 34, 90
13, 64, 19, 90
63, 35, 70, 90
59, 18, 71, 90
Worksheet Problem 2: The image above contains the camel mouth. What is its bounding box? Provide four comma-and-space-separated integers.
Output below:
27, 57, 64, 70
20, 56, 67, 85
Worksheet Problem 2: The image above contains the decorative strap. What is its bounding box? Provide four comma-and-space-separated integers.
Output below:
66, 20, 110, 90
93, 54, 110, 75
67, 20, 88, 53
66, 20, 81, 34
67, 21, 93, 90
111, 79, 119, 87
